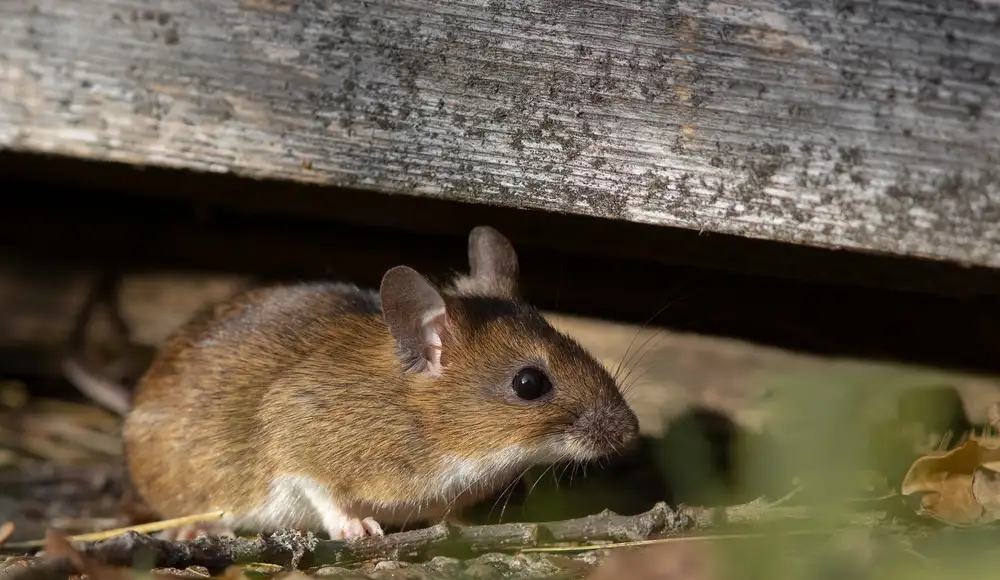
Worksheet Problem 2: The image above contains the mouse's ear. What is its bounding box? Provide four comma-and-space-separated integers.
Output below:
380, 266, 448, 376
463, 225, 519, 297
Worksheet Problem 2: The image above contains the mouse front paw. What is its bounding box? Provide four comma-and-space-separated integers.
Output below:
329, 516, 384, 540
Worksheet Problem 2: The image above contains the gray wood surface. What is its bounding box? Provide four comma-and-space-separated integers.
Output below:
1, 0, 999, 266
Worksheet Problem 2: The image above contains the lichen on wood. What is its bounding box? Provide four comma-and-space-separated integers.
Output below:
1, 0, 999, 266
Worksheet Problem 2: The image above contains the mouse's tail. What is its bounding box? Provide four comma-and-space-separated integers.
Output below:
62, 357, 132, 416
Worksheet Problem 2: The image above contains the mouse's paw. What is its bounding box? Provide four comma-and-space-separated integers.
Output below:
329, 516, 384, 540
154, 521, 237, 541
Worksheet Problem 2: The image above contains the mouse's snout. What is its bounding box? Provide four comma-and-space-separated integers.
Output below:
574, 402, 640, 457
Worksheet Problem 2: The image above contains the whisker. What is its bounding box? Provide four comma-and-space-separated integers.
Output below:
525, 463, 557, 501
613, 295, 688, 381
497, 482, 519, 524
556, 462, 573, 489
622, 360, 661, 398
612, 306, 670, 381
504, 462, 557, 524
613, 321, 655, 383
487, 466, 533, 522
444, 462, 506, 520
617, 321, 675, 391
401, 504, 416, 532
618, 330, 674, 398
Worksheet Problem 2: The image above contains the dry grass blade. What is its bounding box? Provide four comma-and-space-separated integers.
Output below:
520, 528, 844, 554
30, 399, 121, 433
20, 417, 122, 457
0, 424, 92, 464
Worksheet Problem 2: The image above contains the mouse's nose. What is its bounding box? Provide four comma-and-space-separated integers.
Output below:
578, 403, 640, 454
617, 405, 641, 447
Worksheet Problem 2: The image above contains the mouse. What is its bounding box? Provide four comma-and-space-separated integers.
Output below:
71, 226, 640, 541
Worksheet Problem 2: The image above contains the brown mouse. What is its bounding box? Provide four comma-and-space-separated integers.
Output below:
115, 226, 639, 540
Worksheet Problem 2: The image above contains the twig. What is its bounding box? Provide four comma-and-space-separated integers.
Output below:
520, 528, 848, 553
307, 501, 687, 566
3, 512, 226, 549
60, 359, 131, 418
0, 496, 898, 579
62, 271, 133, 416
0, 556, 77, 580
0, 502, 684, 577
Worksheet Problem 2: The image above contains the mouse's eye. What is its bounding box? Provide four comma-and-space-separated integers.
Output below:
512, 367, 552, 401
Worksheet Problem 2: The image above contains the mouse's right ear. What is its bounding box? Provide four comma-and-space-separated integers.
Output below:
465, 225, 519, 297
380, 266, 448, 376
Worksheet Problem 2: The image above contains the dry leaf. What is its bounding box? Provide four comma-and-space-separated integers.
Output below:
587, 543, 715, 580
900, 439, 1000, 524
43, 530, 88, 573
40, 531, 187, 580
0, 522, 14, 545
971, 467, 1000, 522
44, 530, 131, 580
981, 440, 1000, 473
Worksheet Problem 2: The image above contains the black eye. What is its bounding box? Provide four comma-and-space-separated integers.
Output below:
512, 367, 552, 401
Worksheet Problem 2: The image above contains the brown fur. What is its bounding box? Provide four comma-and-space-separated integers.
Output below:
123, 228, 638, 531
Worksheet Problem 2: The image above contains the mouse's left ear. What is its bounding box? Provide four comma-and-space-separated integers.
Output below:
381, 266, 448, 376
460, 225, 519, 298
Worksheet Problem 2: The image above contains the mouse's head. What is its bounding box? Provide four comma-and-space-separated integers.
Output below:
380, 226, 639, 472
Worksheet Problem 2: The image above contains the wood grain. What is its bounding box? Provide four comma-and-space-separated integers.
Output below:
1, 0, 999, 266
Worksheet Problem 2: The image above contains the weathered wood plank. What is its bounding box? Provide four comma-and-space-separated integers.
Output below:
1, 0, 999, 266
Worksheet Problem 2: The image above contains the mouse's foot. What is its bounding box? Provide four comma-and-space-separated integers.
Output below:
154, 521, 237, 541
328, 517, 384, 540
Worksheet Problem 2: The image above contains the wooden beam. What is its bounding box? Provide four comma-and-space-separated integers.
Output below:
1, 0, 999, 267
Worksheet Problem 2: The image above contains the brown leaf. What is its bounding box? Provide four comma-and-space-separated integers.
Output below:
587, 543, 716, 580
43, 530, 131, 580
979, 438, 1000, 472
0, 522, 14, 546
972, 467, 1000, 521
40, 532, 196, 580
900, 439, 1000, 524
43, 530, 88, 574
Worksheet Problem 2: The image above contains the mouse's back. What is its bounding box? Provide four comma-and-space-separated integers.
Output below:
122, 281, 385, 519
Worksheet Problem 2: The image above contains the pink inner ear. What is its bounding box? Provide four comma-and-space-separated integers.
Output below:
421, 308, 447, 376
